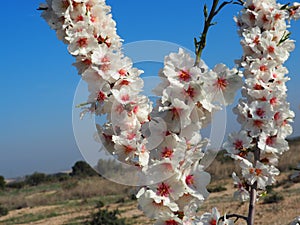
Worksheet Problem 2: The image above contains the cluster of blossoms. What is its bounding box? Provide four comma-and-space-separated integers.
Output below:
288, 2, 300, 20
40, 0, 243, 224
137, 50, 242, 224
223, 0, 300, 202
41, 0, 152, 167
40, 0, 300, 224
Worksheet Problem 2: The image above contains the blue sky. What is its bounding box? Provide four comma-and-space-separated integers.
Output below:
0, 0, 299, 178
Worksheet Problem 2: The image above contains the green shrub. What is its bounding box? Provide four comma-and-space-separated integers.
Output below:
129, 193, 137, 201
115, 197, 125, 203
85, 208, 126, 225
71, 161, 99, 177
6, 181, 26, 189
0, 205, 8, 217
47, 173, 70, 182
95, 200, 104, 208
263, 191, 284, 204
0, 176, 5, 190
25, 172, 47, 186
207, 185, 227, 193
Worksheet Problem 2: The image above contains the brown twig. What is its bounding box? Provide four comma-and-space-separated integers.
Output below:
194, 0, 233, 66
247, 146, 261, 225
219, 213, 248, 223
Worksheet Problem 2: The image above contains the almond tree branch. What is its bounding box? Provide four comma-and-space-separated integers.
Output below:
194, 0, 232, 66
247, 146, 261, 225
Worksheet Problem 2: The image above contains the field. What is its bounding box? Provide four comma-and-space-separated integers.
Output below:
0, 138, 299, 225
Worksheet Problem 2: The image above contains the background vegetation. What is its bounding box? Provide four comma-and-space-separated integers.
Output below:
0, 138, 299, 224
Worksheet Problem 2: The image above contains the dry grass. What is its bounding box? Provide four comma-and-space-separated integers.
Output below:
278, 140, 300, 171
206, 139, 300, 180
0, 177, 130, 211
57, 177, 130, 200
1, 174, 300, 225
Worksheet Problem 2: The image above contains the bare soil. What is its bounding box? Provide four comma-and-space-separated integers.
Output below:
0, 172, 299, 225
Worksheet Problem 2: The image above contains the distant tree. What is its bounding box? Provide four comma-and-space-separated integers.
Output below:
25, 172, 47, 186
47, 173, 70, 182
0, 176, 5, 190
6, 181, 25, 189
71, 161, 99, 177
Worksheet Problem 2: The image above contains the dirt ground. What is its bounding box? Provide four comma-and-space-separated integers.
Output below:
0, 172, 299, 225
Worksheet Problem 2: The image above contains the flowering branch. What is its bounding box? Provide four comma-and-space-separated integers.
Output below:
281, 2, 300, 19
223, 0, 300, 224
39, 0, 299, 224
247, 146, 260, 225
194, 0, 232, 66
39, 1, 243, 224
